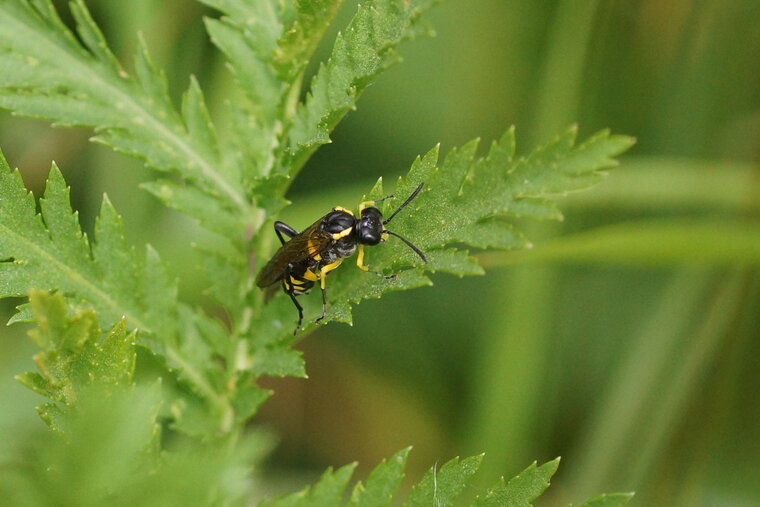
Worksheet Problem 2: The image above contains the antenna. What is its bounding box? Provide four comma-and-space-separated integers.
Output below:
385, 230, 427, 263
383, 182, 424, 225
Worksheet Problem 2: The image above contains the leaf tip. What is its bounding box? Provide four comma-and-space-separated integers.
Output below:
46, 162, 66, 185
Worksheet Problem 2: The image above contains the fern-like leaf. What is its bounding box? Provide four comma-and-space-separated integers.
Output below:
264, 126, 634, 330
15, 291, 136, 430
472, 459, 558, 506
284, 0, 436, 174
0, 151, 270, 436
348, 448, 409, 507
263, 450, 632, 507
274, 0, 346, 81
263, 464, 357, 507
0, 0, 253, 241
403, 455, 483, 506
575, 493, 636, 507
0, 151, 176, 337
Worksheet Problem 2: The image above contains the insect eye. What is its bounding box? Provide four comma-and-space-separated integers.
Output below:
359, 228, 381, 245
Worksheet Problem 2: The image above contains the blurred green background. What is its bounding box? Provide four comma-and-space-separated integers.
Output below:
2, 0, 760, 505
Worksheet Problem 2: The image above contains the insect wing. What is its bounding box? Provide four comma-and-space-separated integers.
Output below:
256, 221, 332, 288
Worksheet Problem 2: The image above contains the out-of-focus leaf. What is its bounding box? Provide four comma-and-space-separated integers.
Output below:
402, 454, 483, 506
473, 458, 559, 506
479, 219, 760, 267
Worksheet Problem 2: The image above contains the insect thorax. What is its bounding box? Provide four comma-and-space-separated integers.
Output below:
320, 237, 357, 264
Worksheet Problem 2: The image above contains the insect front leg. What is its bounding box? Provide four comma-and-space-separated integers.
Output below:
274, 221, 299, 246
356, 245, 396, 280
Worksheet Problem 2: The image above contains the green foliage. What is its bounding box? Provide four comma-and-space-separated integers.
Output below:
0, 0, 240, 234
261, 453, 632, 507
0, 156, 176, 338
16, 291, 135, 430
319, 127, 633, 324
0, 382, 261, 507
348, 448, 409, 507
0, 0, 636, 505
472, 459, 557, 507
575, 494, 636, 507
403, 454, 482, 506
285, 0, 436, 172
0, 150, 269, 438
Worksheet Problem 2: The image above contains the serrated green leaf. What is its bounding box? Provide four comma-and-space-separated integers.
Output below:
403, 454, 483, 507
348, 448, 410, 507
181, 75, 220, 162
203, 15, 282, 124
264, 127, 633, 334
141, 179, 245, 241
274, 0, 346, 80
91, 194, 140, 314
0, 154, 175, 338
425, 249, 485, 276
230, 373, 272, 424
132, 33, 175, 117
16, 291, 136, 426
264, 463, 357, 507
249, 345, 306, 378
0, 0, 640, 462
575, 492, 635, 507
0, 0, 256, 240
285, 0, 437, 174
473, 459, 559, 506
7, 301, 32, 324
69, 0, 122, 73
0, 152, 249, 435
255, 450, 628, 507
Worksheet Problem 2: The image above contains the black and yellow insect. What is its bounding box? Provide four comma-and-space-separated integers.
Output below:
256, 182, 427, 335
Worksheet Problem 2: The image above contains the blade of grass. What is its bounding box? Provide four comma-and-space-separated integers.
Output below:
566, 269, 715, 496
463, 225, 559, 486
478, 219, 760, 267
561, 157, 760, 213
528, 0, 600, 144
626, 271, 748, 492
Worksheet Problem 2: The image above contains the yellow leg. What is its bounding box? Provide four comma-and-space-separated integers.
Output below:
319, 259, 343, 289
355, 245, 396, 280
315, 259, 343, 324
356, 244, 369, 271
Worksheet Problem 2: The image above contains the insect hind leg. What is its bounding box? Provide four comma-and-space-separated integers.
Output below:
314, 260, 343, 325
315, 283, 328, 324
274, 221, 298, 246
283, 264, 305, 335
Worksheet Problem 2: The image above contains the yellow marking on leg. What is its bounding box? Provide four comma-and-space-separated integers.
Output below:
319, 259, 343, 290
303, 269, 319, 282
356, 244, 369, 271
332, 206, 354, 216
381, 232, 389, 241
331, 226, 353, 240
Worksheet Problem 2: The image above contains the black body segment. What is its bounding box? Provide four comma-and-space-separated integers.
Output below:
256, 183, 427, 335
